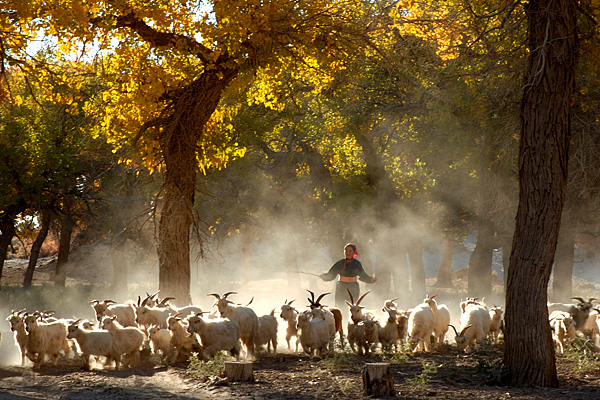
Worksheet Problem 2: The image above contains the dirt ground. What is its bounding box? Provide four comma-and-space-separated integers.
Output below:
0, 346, 599, 400
1, 254, 600, 399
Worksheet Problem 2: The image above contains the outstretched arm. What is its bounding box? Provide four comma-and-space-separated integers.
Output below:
320, 260, 342, 281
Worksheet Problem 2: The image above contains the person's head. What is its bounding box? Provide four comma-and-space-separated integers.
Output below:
344, 243, 358, 260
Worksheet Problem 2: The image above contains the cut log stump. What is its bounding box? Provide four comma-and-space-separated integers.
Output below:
362, 362, 395, 397
224, 361, 254, 382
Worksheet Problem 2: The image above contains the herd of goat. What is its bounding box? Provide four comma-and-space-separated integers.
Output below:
3, 289, 599, 370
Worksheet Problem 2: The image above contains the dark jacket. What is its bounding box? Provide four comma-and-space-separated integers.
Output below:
321, 258, 372, 282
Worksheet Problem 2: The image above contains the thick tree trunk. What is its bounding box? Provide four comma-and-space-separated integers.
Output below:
241, 232, 251, 285
392, 241, 410, 305
23, 209, 52, 288
503, 0, 577, 387
435, 239, 454, 288
158, 68, 237, 305
0, 214, 17, 287
54, 209, 75, 287
407, 236, 426, 300
467, 223, 494, 299
552, 222, 575, 302
373, 235, 392, 302
112, 243, 129, 294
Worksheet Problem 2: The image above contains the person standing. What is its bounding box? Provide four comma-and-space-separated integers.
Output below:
319, 243, 377, 315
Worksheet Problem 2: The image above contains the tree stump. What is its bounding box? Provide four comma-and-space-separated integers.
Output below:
362, 362, 394, 397
224, 361, 254, 382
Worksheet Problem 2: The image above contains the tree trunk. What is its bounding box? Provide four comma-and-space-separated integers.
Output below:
0, 213, 17, 287
241, 232, 251, 285
392, 241, 410, 305
54, 209, 75, 287
158, 68, 237, 305
373, 234, 392, 302
407, 236, 426, 300
112, 243, 129, 294
468, 155, 496, 299
503, 0, 577, 387
552, 222, 575, 302
435, 239, 454, 288
23, 209, 52, 288
467, 223, 494, 299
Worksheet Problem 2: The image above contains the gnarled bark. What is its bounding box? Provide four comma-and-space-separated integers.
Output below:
157, 68, 238, 305
503, 0, 577, 387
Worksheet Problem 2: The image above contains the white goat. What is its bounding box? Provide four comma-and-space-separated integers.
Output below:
167, 315, 200, 363
24, 312, 70, 367
423, 295, 450, 349
186, 313, 242, 360
452, 303, 491, 353
209, 292, 258, 360
488, 306, 504, 344
378, 306, 401, 351
134, 304, 173, 331
306, 290, 344, 348
101, 316, 144, 368
549, 311, 576, 354
148, 325, 172, 356
90, 300, 137, 328
582, 307, 600, 346
297, 310, 330, 357
67, 320, 121, 370
346, 289, 374, 353
280, 300, 300, 353
548, 297, 596, 332
255, 310, 278, 354
7, 309, 29, 366
407, 303, 435, 352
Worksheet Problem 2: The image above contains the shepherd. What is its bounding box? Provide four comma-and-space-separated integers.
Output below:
319, 243, 377, 317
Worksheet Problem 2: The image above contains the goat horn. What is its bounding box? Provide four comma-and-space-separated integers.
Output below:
357, 290, 371, 306
346, 287, 355, 304
141, 297, 149, 307
207, 293, 221, 299
572, 297, 585, 303
223, 291, 237, 299
448, 324, 459, 336
104, 300, 117, 304
246, 297, 254, 306
90, 299, 99, 305
460, 325, 472, 336
315, 292, 330, 305
589, 298, 597, 302
287, 299, 295, 305
160, 297, 176, 305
